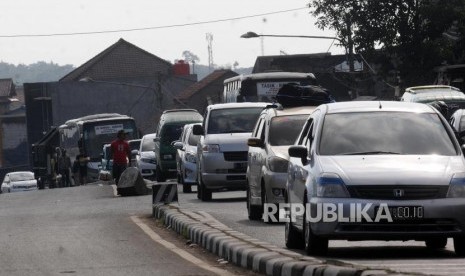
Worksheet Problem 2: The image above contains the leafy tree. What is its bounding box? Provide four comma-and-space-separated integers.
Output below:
309, 0, 465, 85
182, 50, 200, 64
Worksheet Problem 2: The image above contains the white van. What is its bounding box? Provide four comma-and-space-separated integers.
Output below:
193, 102, 268, 201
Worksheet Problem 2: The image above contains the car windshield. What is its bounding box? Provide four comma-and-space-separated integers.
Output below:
319, 112, 457, 155
141, 137, 155, 151
207, 107, 263, 134
161, 124, 184, 144
269, 115, 308, 146
9, 172, 35, 182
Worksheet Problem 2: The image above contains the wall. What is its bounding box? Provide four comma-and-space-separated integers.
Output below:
1, 117, 28, 167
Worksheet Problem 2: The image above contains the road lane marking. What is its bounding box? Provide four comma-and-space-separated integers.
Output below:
130, 216, 233, 276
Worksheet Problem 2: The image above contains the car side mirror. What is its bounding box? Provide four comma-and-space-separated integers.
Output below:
192, 125, 204, 136
131, 149, 139, 156
172, 141, 184, 150
288, 145, 309, 165
247, 137, 264, 148
100, 153, 104, 159
153, 137, 160, 142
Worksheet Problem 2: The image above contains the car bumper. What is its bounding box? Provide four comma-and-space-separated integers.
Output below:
201, 153, 247, 189
138, 161, 156, 177
307, 197, 465, 239
182, 161, 197, 184
160, 160, 177, 175
11, 187, 38, 192
263, 171, 287, 204
250, 171, 287, 206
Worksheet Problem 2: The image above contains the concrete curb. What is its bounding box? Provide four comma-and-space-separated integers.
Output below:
152, 204, 410, 276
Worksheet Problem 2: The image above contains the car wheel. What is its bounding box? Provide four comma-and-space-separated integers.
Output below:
197, 169, 211, 201
454, 236, 465, 256
285, 220, 304, 249
156, 165, 166, 182
182, 176, 192, 193
304, 200, 328, 256
247, 186, 262, 220
425, 238, 447, 249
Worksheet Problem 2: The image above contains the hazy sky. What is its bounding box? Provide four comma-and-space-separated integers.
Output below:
0, 0, 343, 68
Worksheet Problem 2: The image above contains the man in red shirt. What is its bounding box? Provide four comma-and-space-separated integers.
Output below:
111, 130, 131, 184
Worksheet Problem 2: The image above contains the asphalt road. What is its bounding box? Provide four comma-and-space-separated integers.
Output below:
0, 184, 249, 276
176, 185, 465, 276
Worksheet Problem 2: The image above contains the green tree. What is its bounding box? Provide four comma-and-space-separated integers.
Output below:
309, 0, 465, 84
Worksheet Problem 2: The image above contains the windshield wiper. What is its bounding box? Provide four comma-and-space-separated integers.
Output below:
340, 151, 401, 155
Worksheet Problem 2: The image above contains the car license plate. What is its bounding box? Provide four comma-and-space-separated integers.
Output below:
375, 206, 424, 220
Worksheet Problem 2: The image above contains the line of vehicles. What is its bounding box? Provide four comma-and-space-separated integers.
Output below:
169, 83, 465, 257
6, 71, 465, 258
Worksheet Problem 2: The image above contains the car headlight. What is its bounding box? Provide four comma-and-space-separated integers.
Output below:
185, 152, 196, 163
316, 173, 349, 198
448, 172, 465, 198
267, 156, 288, 173
202, 144, 220, 153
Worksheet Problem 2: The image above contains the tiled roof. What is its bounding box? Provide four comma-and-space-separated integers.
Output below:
0, 78, 16, 98
60, 38, 173, 81
177, 70, 238, 100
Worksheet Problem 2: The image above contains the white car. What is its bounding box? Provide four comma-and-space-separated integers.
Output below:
1, 171, 38, 193
193, 102, 269, 201
135, 133, 157, 180
173, 123, 201, 193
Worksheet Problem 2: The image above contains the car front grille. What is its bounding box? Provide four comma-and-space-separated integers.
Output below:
346, 185, 449, 200
223, 151, 248, 162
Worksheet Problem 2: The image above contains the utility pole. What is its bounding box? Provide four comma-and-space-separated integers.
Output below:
345, 15, 355, 72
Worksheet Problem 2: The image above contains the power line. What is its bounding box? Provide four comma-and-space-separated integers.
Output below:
0, 7, 307, 38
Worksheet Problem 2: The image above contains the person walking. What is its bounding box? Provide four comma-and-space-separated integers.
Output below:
58, 148, 72, 187
111, 130, 131, 185
75, 149, 90, 185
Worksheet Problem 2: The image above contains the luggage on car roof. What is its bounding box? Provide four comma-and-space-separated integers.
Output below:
275, 83, 334, 107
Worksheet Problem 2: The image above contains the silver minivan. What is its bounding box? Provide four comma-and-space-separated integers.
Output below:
193, 102, 268, 201
285, 101, 465, 256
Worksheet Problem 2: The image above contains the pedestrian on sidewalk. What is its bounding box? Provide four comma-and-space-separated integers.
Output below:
110, 129, 131, 185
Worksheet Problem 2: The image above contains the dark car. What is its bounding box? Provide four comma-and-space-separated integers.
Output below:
154, 109, 203, 182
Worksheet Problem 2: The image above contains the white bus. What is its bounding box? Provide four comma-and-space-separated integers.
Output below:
223, 72, 317, 103
58, 113, 139, 181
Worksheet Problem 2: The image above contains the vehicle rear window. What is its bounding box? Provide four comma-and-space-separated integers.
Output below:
319, 112, 457, 155
161, 124, 184, 144
269, 115, 308, 146
207, 107, 263, 134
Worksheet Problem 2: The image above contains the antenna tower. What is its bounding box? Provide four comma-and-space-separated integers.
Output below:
206, 33, 214, 72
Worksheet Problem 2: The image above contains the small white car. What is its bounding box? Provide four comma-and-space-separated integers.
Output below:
1, 171, 38, 193
173, 123, 201, 193
135, 133, 157, 180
